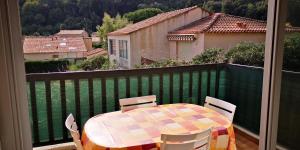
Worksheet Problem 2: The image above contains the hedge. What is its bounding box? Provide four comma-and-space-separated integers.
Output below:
25, 60, 69, 73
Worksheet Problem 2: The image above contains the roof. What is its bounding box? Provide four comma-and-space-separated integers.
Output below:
169, 13, 266, 34
169, 13, 300, 34
108, 6, 204, 36
56, 30, 88, 36
23, 36, 88, 54
91, 32, 99, 37
86, 48, 107, 57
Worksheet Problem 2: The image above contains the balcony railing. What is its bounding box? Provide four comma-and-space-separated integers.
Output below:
26, 64, 300, 149
27, 64, 226, 146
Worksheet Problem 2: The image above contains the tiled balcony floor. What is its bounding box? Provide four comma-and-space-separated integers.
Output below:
34, 128, 259, 150
235, 128, 259, 150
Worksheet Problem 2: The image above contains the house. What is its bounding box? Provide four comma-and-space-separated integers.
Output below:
168, 13, 300, 61
56, 29, 93, 51
56, 29, 89, 37
23, 36, 89, 61
91, 32, 101, 44
1, 0, 298, 149
108, 6, 300, 68
86, 48, 107, 59
23, 29, 98, 61
107, 6, 210, 68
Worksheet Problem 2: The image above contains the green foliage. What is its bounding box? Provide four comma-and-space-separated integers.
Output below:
78, 55, 116, 70
18, 0, 300, 35
114, 14, 131, 30
25, 60, 69, 73
226, 42, 265, 66
96, 13, 130, 49
92, 43, 102, 49
283, 33, 300, 71
101, 59, 117, 70
287, 0, 300, 26
135, 59, 191, 68
192, 48, 225, 64
203, 0, 222, 12
79, 56, 108, 70
68, 64, 81, 71
124, 8, 163, 23
219, 35, 300, 71
203, 0, 268, 21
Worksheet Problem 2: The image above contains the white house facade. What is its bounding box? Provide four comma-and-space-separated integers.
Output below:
108, 6, 300, 68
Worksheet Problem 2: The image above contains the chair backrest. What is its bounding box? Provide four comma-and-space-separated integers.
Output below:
65, 114, 83, 150
204, 96, 236, 122
161, 128, 212, 150
119, 95, 157, 112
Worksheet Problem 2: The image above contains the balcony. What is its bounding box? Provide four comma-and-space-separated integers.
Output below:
26, 64, 299, 149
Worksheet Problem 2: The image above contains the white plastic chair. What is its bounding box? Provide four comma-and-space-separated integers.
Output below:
160, 128, 212, 150
204, 96, 236, 122
119, 95, 157, 112
65, 114, 83, 150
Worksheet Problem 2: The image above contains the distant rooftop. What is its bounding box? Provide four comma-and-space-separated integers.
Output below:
108, 6, 207, 36
56, 29, 88, 37
169, 13, 300, 34
86, 48, 107, 58
23, 36, 88, 54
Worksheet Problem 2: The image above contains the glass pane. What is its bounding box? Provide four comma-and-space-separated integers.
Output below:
277, 0, 300, 148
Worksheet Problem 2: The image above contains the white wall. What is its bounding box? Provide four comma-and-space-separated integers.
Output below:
129, 8, 210, 68
204, 33, 266, 52
24, 52, 86, 61
172, 32, 266, 62
107, 35, 131, 68
171, 34, 205, 61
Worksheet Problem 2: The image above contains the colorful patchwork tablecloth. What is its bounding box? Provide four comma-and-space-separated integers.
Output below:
82, 103, 236, 150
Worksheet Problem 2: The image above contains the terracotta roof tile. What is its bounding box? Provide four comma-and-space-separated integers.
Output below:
57, 30, 86, 35
108, 6, 203, 36
169, 13, 265, 34
169, 13, 300, 34
56, 30, 88, 37
23, 36, 88, 54
86, 48, 107, 57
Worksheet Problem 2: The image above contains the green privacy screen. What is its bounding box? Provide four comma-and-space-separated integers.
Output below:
27, 64, 300, 149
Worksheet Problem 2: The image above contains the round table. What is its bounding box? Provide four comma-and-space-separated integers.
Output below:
82, 103, 236, 150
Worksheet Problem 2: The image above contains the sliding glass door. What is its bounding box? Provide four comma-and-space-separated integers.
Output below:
260, 0, 300, 149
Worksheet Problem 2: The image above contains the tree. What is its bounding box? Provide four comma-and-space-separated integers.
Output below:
78, 55, 116, 70
124, 8, 163, 23
283, 33, 300, 71
113, 14, 130, 30
96, 13, 115, 49
202, 0, 222, 12
287, 0, 300, 26
192, 48, 225, 64
96, 13, 130, 49
225, 42, 265, 66
18, 0, 300, 35
79, 56, 109, 71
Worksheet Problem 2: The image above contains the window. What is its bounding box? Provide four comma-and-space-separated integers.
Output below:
52, 55, 59, 58
119, 40, 128, 59
109, 39, 116, 55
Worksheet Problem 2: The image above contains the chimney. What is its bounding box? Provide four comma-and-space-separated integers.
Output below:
236, 22, 247, 28
83, 37, 93, 51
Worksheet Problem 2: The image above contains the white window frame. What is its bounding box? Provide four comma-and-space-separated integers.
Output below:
119, 40, 128, 59
0, 0, 290, 149
0, 0, 32, 149
109, 39, 116, 55
259, 0, 288, 149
